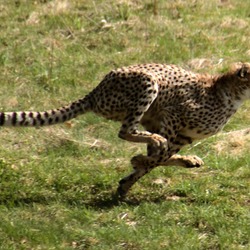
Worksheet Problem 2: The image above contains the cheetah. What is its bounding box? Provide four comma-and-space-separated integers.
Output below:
1, 62, 250, 197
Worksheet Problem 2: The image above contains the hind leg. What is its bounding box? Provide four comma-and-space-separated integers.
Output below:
118, 74, 167, 152
117, 118, 168, 197
119, 122, 167, 152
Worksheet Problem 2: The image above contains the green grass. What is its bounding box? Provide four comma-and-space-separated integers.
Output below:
0, 0, 250, 249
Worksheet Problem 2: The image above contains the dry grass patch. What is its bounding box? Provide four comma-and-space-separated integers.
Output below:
27, 0, 72, 25
213, 128, 250, 156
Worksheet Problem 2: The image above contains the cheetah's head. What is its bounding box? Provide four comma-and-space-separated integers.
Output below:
234, 62, 250, 82
233, 62, 250, 99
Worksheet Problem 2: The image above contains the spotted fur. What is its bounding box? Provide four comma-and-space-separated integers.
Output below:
1, 63, 250, 197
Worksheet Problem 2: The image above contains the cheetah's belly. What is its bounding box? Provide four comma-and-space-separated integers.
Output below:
179, 126, 223, 140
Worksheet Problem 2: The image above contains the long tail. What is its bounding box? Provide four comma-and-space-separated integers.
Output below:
0, 96, 91, 127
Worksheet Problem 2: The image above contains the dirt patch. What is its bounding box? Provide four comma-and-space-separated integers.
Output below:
220, 17, 248, 29
26, 0, 72, 25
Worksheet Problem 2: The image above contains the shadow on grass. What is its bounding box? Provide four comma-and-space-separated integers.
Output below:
0, 190, 177, 209
83, 191, 187, 209
0, 178, 191, 209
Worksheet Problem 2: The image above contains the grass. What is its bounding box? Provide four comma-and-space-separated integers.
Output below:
0, 0, 250, 249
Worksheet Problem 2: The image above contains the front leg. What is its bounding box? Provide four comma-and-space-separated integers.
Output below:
119, 129, 167, 152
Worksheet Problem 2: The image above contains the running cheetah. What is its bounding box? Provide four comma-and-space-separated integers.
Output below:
1, 62, 250, 197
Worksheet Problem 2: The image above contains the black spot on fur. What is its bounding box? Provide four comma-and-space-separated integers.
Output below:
48, 118, 53, 124
12, 112, 17, 126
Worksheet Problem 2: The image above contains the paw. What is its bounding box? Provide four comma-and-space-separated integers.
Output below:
116, 183, 127, 198
116, 177, 131, 198
182, 155, 204, 168
151, 133, 168, 150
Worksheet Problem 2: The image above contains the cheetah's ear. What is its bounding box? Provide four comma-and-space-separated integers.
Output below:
237, 64, 249, 81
